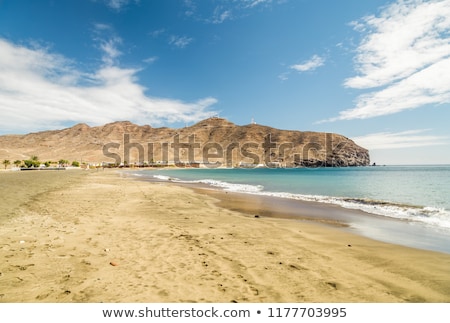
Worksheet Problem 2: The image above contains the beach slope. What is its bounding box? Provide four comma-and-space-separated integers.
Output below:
1, 170, 449, 302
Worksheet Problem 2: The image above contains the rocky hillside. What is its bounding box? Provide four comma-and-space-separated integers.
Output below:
0, 118, 369, 167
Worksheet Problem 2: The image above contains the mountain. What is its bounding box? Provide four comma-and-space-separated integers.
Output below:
0, 118, 369, 167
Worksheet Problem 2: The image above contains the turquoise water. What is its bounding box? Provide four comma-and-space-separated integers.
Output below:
134, 165, 450, 231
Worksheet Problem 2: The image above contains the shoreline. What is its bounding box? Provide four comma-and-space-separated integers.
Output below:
129, 171, 450, 255
1, 170, 450, 302
201, 188, 450, 255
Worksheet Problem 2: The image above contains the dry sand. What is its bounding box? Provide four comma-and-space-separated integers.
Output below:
1, 169, 449, 303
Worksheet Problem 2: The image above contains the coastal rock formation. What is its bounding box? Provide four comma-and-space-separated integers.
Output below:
0, 118, 369, 167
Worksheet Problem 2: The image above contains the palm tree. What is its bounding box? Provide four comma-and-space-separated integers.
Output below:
30, 156, 40, 168
2, 159, 10, 170
13, 160, 22, 168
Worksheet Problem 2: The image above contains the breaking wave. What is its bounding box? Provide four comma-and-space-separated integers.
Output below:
153, 174, 450, 230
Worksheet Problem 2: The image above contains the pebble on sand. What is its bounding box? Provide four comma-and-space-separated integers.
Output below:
110, 261, 119, 266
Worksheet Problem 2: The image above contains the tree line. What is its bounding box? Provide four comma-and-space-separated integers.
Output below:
2, 156, 80, 169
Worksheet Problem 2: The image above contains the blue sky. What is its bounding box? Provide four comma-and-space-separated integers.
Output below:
0, 0, 449, 164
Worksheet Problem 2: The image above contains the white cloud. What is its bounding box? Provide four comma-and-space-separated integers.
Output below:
183, 0, 196, 17
168, 35, 194, 49
143, 56, 158, 64
353, 129, 448, 150
329, 0, 450, 122
92, 23, 123, 66
183, 0, 281, 24
290, 55, 325, 72
93, 23, 113, 31
210, 7, 232, 24
149, 28, 165, 38
278, 72, 289, 81
103, 0, 135, 11
0, 38, 218, 134
244, 0, 272, 9
330, 58, 450, 121
99, 36, 123, 66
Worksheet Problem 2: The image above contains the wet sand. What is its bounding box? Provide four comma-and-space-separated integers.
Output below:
1, 169, 450, 302
190, 187, 450, 255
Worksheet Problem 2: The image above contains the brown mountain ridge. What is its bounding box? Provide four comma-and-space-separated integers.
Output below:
0, 117, 369, 167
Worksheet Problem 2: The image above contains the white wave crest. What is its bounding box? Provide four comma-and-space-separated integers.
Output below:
197, 179, 264, 193
150, 174, 450, 230
255, 191, 450, 229
153, 175, 179, 181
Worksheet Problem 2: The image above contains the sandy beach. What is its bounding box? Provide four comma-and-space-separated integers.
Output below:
1, 169, 449, 303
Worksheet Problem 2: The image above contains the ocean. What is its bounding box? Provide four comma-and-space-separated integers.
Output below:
130, 165, 450, 253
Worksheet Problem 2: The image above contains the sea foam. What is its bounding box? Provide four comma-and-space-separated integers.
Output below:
152, 174, 450, 230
